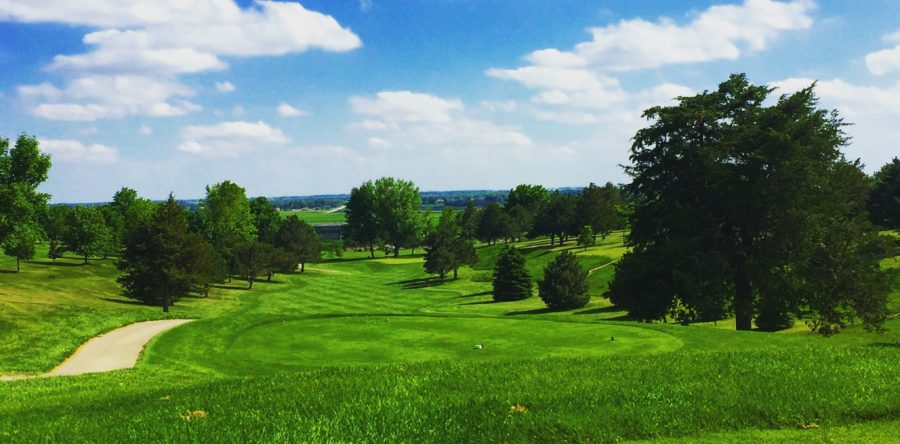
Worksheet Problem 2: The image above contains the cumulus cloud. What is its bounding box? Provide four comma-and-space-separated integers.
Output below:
4, 0, 361, 120
480, 100, 518, 113
41, 139, 119, 163
18, 75, 199, 121
277, 103, 309, 117
488, 1, 812, 119
509, 0, 814, 73
215, 81, 235, 93
178, 120, 290, 157
865, 30, 900, 76
349, 91, 532, 148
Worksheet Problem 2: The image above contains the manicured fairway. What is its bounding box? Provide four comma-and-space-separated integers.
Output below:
1, 232, 898, 442
221, 315, 681, 370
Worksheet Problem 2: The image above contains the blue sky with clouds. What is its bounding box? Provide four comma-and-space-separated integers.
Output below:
1, 0, 899, 202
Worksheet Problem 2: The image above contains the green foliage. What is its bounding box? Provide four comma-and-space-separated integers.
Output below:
118, 195, 210, 311
250, 196, 282, 245
476, 203, 507, 245
424, 208, 477, 281
198, 181, 257, 275
276, 215, 321, 272
2, 220, 41, 271
576, 182, 621, 239
610, 73, 889, 334
373, 177, 423, 256
234, 241, 269, 288
868, 157, 900, 229
63, 206, 111, 264
577, 225, 595, 250
538, 251, 590, 310
0, 134, 51, 262
492, 246, 532, 301
530, 191, 576, 246
105, 187, 155, 255
345, 181, 379, 257
459, 200, 479, 240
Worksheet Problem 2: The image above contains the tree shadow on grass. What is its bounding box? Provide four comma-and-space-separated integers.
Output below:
27, 261, 84, 267
100, 297, 145, 306
0, 269, 18, 274
504, 307, 554, 316
210, 284, 251, 291
457, 291, 492, 299
869, 342, 900, 348
387, 276, 446, 289
574, 305, 622, 315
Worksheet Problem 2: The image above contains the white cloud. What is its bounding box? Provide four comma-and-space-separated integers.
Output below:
215, 81, 235, 93
4, 0, 361, 120
178, 120, 290, 157
488, 1, 813, 112
19, 75, 199, 121
529, 0, 814, 72
351, 91, 464, 123
772, 77, 900, 171
41, 139, 119, 164
277, 103, 309, 117
350, 91, 532, 148
865, 31, 900, 76
139, 125, 152, 135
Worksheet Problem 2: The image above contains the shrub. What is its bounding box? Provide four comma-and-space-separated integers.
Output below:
539, 251, 589, 310
492, 246, 532, 301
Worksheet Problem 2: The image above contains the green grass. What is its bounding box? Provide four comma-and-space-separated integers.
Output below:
0, 232, 898, 442
281, 209, 444, 226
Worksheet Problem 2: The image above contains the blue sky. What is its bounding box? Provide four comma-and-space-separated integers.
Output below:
1, 0, 899, 203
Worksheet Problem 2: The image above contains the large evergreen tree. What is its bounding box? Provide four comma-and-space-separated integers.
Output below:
492, 246, 532, 302
609, 74, 888, 334
118, 195, 208, 312
538, 251, 590, 310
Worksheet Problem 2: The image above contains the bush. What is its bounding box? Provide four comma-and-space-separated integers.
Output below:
538, 251, 589, 310
492, 246, 532, 301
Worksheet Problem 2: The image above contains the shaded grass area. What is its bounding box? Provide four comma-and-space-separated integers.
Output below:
1, 347, 897, 442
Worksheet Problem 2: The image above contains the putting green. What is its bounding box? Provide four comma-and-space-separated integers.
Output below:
223, 315, 683, 371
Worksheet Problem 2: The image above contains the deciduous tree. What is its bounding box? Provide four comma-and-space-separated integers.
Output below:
609, 74, 888, 334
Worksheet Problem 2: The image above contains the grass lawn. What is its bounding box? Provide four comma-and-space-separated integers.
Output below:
282, 209, 444, 226
0, 233, 898, 442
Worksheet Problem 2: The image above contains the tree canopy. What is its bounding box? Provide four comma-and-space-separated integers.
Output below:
868, 157, 900, 230
608, 74, 888, 334
0, 134, 51, 271
492, 246, 532, 302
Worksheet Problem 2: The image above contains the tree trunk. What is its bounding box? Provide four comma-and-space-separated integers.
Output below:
453, 268, 458, 280
162, 293, 170, 313
248, 278, 254, 289
549, 235, 555, 247
83, 255, 88, 265
369, 244, 375, 258
16, 257, 20, 272
301, 262, 305, 273
267, 273, 273, 282
734, 263, 753, 331
393, 246, 400, 257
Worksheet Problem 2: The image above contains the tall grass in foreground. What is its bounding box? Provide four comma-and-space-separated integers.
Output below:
2, 346, 897, 443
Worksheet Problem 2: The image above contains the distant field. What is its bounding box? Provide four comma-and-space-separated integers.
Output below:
282, 209, 443, 225
1, 232, 898, 442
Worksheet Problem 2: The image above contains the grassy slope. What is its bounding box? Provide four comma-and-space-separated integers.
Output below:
0, 233, 898, 442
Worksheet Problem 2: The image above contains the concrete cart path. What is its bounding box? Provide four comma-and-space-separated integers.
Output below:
47, 319, 195, 376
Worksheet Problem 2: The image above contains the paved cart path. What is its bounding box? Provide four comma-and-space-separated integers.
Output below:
1, 319, 194, 380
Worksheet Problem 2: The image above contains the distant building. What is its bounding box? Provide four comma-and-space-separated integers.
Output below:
313, 222, 345, 241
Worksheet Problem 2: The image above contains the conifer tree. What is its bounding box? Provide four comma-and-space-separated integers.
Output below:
492, 246, 532, 302
539, 251, 589, 310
